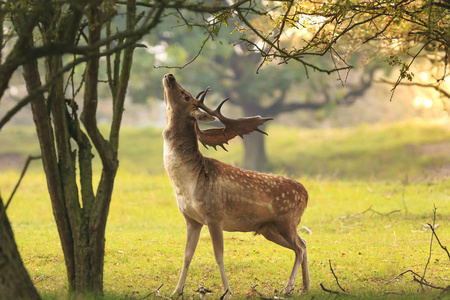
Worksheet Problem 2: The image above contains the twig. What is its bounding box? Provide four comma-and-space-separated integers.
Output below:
301, 226, 312, 234
33, 275, 52, 285
376, 78, 450, 99
413, 276, 446, 290
321, 261, 351, 296
386, 269, 429, 285
420, 205, 438, 290
329, 260, 347, 293
195, 286, 212, 300
320, 283, 341, 295
427, 222, 450, 261
251, 285, 285, 300
339, 205, 401, 219
388, 206, 449, 293
155, 283, 170, 299
141, 283, 169, 299
0, 155, 41, 223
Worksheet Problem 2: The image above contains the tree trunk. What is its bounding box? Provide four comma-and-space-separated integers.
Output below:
24, 59, 77, 289
242, 105, 269, 171
20, 0, 136, 295
23, 51, 115, 295
0, 198, 42, 300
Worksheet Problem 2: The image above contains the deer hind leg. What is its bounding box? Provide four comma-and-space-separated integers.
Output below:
208, 222, 232, 299
172, 215, 203, 297
258, 223, 310, 295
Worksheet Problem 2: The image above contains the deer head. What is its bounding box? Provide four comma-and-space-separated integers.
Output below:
163, 73, 273, 151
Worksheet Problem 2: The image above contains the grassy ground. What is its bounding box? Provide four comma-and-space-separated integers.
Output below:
1, 120, 450, 299
3, 119, 450, 179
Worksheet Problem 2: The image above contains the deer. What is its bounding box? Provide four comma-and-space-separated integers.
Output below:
162, 73, 310, 299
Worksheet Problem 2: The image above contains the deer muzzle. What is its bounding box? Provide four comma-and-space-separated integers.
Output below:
163, 73, 176, 88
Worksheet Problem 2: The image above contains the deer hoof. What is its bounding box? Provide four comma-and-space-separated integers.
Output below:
283, 285, 295, 295
171, 290, 183, 298
301, 285, 311, 294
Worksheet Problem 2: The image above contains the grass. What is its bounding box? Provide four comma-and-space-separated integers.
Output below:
1, 120, 450, 299
3, 119, 450, 179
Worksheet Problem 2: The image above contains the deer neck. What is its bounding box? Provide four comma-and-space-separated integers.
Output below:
163, 114, 207, 183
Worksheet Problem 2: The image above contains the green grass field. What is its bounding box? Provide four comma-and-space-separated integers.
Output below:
1, 120, 450, 299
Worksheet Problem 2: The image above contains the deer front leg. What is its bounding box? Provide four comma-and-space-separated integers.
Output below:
208, 222, 232, 299
172, 215, 203, 297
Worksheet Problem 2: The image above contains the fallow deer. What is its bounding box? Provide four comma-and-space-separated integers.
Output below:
162, 73, 309, 299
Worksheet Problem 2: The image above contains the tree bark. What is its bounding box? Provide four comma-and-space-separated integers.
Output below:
0, 198, 42, 300
14, 0, 136, 295
23, 59, 77, 289
242, 105, 269, 171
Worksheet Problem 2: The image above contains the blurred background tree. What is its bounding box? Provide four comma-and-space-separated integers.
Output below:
123, 0, 449, 170
126, 6, 383, 169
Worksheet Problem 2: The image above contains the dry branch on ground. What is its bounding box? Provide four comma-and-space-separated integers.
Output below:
339, 205, 401, 219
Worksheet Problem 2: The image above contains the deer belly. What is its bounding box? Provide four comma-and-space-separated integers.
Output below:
222, 201, 276, 232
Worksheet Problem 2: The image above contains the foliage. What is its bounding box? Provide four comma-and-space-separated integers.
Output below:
141, 12, 383, 170
235, 0, 450, 98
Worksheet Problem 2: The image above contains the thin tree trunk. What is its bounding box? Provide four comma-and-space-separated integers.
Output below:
19, 0, 136, 295
0, 198, 42, 300
23, 59, 76, 289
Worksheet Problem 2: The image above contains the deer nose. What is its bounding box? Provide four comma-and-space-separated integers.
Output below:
165, 73, 175, 81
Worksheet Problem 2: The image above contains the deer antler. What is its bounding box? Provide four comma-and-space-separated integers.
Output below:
195, 88, 273, 151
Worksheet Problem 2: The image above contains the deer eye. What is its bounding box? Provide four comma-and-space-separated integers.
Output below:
184, 93, 190, 101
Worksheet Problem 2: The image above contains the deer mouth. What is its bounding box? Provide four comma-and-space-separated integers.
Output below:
163, 73, 176, 89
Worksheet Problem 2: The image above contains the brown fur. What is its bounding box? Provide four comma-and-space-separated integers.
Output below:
162, 74, 310, 298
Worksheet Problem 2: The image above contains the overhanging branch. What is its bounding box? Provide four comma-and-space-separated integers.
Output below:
377, 78, 450, 99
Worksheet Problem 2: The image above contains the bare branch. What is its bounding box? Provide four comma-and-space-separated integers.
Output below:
251, 285, 285, 300
0, 155, 41, 223
118, 0, 252, 13
320, 283, 343, 295
0, 2, 167, 131
427, 205, 450, 261
329, 260, 347, 293
420, 204, 438, 289
377, 78, 450, 99
340, 205, 401, 219
195, 286, 212, 300
236, 9, 353, 75
386, 269, 428, 285
154, 30, 213, 69
387, 41, 432, 101
427, 222, 450, 261
413, 276, 447, 290
140, 283, 168, 299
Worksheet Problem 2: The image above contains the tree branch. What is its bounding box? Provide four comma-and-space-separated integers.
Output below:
0, 155, 41, 223
377, 78, 450, 99
329, 260, 347, 293
117, 0, 252, 13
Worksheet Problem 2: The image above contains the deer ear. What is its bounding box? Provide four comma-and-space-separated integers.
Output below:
192, 109, 215, 123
